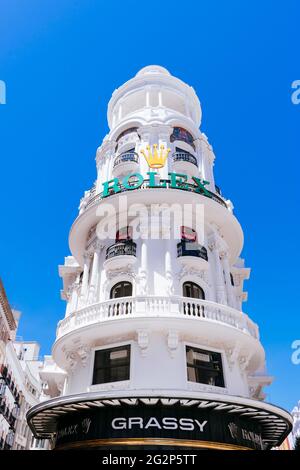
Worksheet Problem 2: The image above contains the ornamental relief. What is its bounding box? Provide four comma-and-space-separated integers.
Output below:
176, 267, 211, 288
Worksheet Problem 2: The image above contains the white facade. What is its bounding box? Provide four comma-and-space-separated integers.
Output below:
30, 66, 292, 450
290, 401, 300, 448
0, 280, 46, 450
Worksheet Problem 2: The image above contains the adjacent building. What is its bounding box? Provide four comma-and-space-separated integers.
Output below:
27, 66, 292, 450
0, 279, 45, 450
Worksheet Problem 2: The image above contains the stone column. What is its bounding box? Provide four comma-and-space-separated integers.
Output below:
137, 126, 152, 179
200, 135, 215, 191
158, 125, 173, 180
80, 254, 91, 304
220, 250, 235, 308
139, 240, 148, 295
165, 238, 174, 295
209, 237, 227, 304
88, 242, 102, 304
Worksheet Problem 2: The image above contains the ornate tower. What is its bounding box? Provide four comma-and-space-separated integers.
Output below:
27, 66, 292, 450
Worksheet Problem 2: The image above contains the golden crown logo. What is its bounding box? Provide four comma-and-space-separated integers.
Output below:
140, 144, 171, 169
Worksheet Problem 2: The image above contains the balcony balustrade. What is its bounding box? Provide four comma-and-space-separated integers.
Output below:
0, 364, 20, 402
113, 151, 139, 168
172, 151, 199, 176
106, 241, 136, 260
172, 151, 198, 166
177, 241, 208, 259
56, 295, 259, 341
112, 151, 139, 177
104, 241, 137, 270
177, 240, 209, 269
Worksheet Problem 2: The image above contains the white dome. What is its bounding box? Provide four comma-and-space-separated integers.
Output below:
136, 65, 170, 77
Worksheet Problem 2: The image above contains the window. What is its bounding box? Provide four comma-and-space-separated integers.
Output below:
116, 127, 138, 142
186, 346, 224, 387
110, 281, 132, 299
183, 281, 205, 300
170, 127, 195, 150
92, 345, 131, 385
116, 226, 133, 242
181, 226, 197, 242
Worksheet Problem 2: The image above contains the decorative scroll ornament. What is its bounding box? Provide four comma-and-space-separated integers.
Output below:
140, 144, 170, 169
137, 329, 149, 357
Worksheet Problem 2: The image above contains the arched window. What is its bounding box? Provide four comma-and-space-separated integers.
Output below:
183, 281, 205, 300
110, 281, 132, 299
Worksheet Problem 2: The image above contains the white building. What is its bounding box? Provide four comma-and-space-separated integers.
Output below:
0, 279, 45, 450
27, 66, 292, 450
289, 401, 300, 448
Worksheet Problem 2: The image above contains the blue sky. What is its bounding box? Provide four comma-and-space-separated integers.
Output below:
0, 1, 299, 412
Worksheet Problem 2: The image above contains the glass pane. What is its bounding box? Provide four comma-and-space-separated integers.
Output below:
110, 365, 129, 382
93, 346, 130, 385
186, 346, 224, 387
181, 226, 197, 241
110, 282, 132, 299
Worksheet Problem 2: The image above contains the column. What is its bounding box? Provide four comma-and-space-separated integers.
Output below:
220, 251, 235, 308
209, 237, 227, 304
138, 126, 151, 179
158, 125, 172, 180
88, 244, 101, 304
80, 254, 91, 304
138, 239, 148, 295
165, 238, 174, 295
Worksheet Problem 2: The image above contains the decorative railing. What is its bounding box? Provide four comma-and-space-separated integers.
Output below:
172, 152, 198, 167
0, 398, 17, 429
0, 365, 20, 403
113, 152, 139, 168
106, 241, 137, 260
56, 296, 259, 340
177, 241, 208, 260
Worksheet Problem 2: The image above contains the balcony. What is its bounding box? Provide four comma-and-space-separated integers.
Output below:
0, 399, 17, 430
112, 151, 139, 177
56, 295, 259, 341
172, 151, 198, 176
103, 241, 137, 271
177, 240, 209, 270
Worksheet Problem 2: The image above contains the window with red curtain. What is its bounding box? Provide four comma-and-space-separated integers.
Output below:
116, 226, 133, 242
181, 226, 197, 242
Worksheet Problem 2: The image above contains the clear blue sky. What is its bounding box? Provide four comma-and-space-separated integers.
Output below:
0, 1, 299, 412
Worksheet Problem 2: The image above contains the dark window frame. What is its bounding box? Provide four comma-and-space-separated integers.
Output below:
183, 281, 205, 300
116, 226, 133, 242
110, 281, 133, 299
92, 345, 131, 385
186, 345, 225, 388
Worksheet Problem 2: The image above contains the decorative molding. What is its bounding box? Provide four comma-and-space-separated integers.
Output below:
77, 344, 91, 367
64, 349, 78, 371
136, 329, 149, 357
137, 271, 148, 295
225, 345, 241, 371
177, 267, 211, 288
167, 331, 179, 358
86, 239, 105, 257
